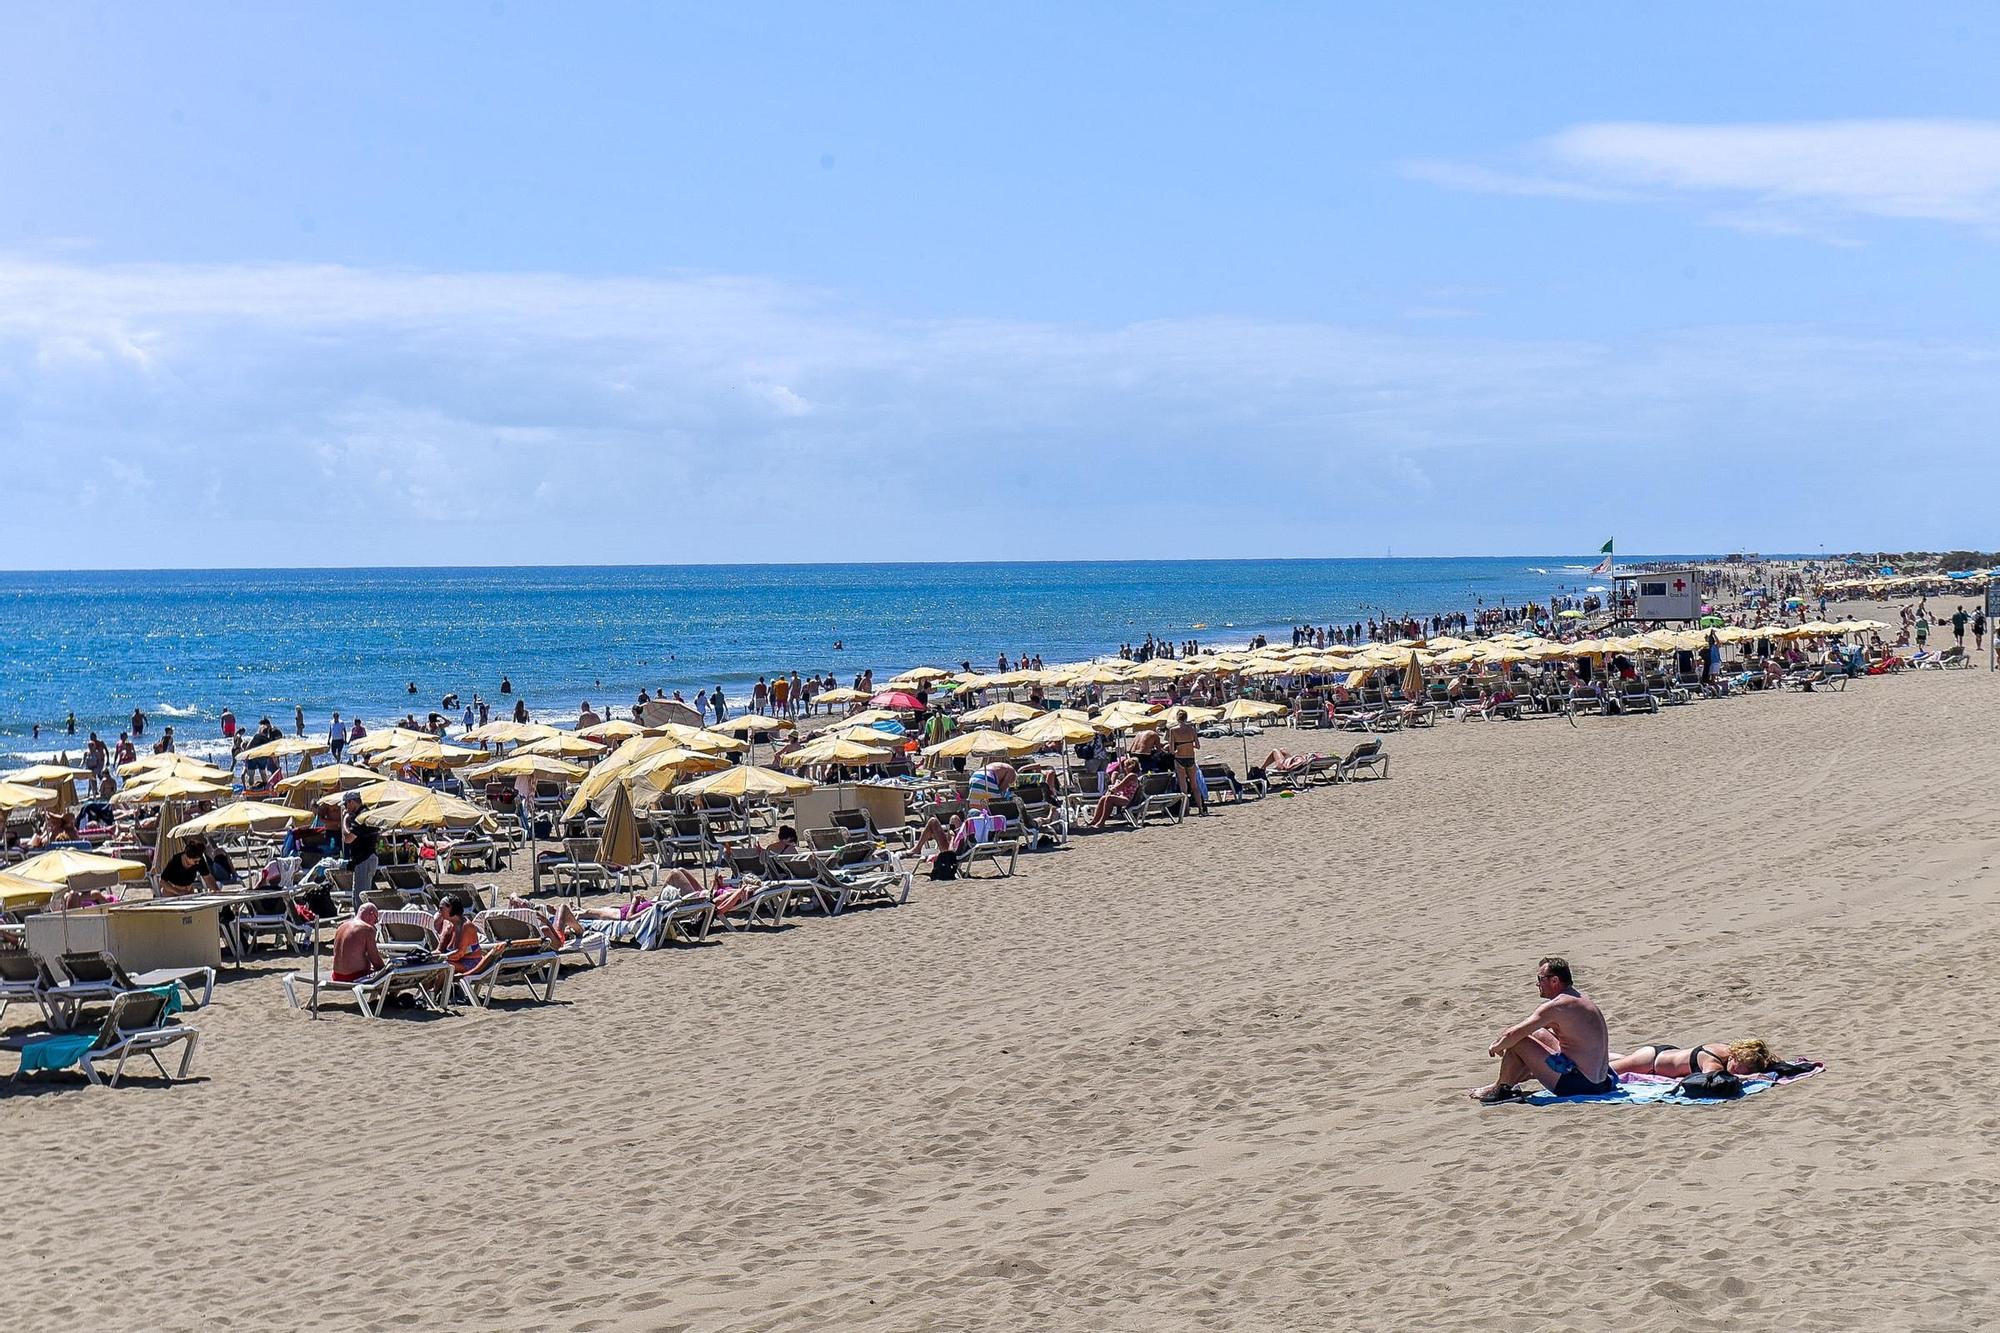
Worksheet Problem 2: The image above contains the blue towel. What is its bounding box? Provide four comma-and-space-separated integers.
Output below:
148, 985, 185, 1017
17, 1033, 96, 1074
1521, 1064, 1822, 1107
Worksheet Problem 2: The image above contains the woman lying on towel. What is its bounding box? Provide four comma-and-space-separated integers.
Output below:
1610, 1038, 1806, 1079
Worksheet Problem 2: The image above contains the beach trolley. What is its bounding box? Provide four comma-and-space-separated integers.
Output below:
791, 782, 908, 842
25, 902, 224, 974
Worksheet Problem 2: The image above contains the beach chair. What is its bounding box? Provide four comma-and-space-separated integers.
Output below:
1197, 760, 1264, 802
230, 892, 314, 956
1334, 740, 1390, 782
482, 908, 607, 969
282, 958, 454, 1019
1564, 687, 1605, 718
1297, 753, 1342, 786
800, 845, 910, 913
453, 939, 562, 1008
376, 909, 440, 957
657, 813, 711, 870
958, 804, 1024, 877
1295, 701, 1327, 729
583, 893, 717, 949
1133, 772, 1189, 824
0, 948, 54, 1028
551, 838, 610, 895
48, 951, 215, 1026
12, 990, 199, 1087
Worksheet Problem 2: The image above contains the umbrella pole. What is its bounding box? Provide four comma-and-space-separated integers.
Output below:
310, 909, 320, 1019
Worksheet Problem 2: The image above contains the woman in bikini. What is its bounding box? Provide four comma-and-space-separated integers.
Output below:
1610, 1038, 1778, 1078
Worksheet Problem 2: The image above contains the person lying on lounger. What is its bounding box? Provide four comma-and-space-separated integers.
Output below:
1471, 955, 1616, 1103
1611, 1038, 1790, 1078
1254, 750, 1313, 776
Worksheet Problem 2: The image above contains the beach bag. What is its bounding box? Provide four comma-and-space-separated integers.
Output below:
1675, 1069, 1744, 1100
929, 848, 960, 881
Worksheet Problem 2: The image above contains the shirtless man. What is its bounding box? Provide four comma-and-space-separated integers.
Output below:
329, 903, 387, 983
1164, 709, 1206, 814
1471, 955, 1615, 1102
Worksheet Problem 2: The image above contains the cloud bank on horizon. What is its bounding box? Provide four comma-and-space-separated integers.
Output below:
4, 246, 1994, 566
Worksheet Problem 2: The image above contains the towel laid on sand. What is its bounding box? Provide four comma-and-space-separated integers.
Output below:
1519, 1062, 1824, 1107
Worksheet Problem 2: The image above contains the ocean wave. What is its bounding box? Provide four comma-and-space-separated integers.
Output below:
153, 703, 207, 718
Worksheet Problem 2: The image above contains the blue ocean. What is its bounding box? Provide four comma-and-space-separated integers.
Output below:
0, 558, 1676, 760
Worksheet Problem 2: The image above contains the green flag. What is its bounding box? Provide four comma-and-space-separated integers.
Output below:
1600, 539, 1614, 554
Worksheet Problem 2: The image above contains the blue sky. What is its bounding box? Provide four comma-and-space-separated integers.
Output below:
3, 2, 1998, 565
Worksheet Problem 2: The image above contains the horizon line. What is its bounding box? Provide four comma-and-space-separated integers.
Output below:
0, 550, 1820, 577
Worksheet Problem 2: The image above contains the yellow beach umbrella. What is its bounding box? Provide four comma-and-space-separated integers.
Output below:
170, 801, 314, 838
117, 754, 231, 783
780, 734, 898, 769
359, 790, 496, 833
1162, 704, 1222, 725
278, 763, 387, 795
673, 765, 815, 800
624, 747, 732, 785
463, 753, 590, 782
12, 848, 150, 891
1013, 713, 1100, 747
1218, 698, 1286, 723
345, 726, 432, 758
334, 779, 436, 809
0, 868, 56, 912
235, 734, 328, 762
4, 763, 92, 785
815, 686, 872, 706
371, 738, 486, 770
650, 724, 746, 753
114, 774, 232, 804
960, 700, 1045, 726
578, 718, 648, 743
0, 781, 60, 811
886, 666, 955, 686
923, 728, 1037, 760
709, 713, 796, 737
516, 733, 606, 760
459, 719, 562, 746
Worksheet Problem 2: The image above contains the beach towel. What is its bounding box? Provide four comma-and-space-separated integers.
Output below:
1516, 1062, 1823, 1107
16, 1032, 96, 1074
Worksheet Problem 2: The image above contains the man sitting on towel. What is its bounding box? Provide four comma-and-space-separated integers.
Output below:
1471, 955, 1616, 1102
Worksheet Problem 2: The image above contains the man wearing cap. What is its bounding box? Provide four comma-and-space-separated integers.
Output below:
340, 791, 379, 910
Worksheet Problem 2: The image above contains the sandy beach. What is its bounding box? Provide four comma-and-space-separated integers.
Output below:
5, 609, 1995, 1331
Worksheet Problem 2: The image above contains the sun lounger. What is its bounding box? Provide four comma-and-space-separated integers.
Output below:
807, 845, 912, 911
46, 951, 215, 1029
583, 893, 717, 949
282, 958, 454, 1018
551, 838, 611, 895
0, 949, 55, 1028
12, 990, 199, 1086
1196, 760, 1263, 802
1133, 772, 1189, 823
453, 940, 561, 1008
482, 907, 607, 969
1334, 740, 1390, 782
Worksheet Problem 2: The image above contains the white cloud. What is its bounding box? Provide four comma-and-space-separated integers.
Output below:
0, 256, 1995, 562
1405, 118, 2000, 240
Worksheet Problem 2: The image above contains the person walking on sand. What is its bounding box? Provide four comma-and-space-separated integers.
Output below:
1975, 609, 1988, 653
1952, 606, 1969, 649
1471, 956, 1615, 1103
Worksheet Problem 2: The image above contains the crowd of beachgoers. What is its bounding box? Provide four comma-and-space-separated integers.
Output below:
0, 553, 1980, 1097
